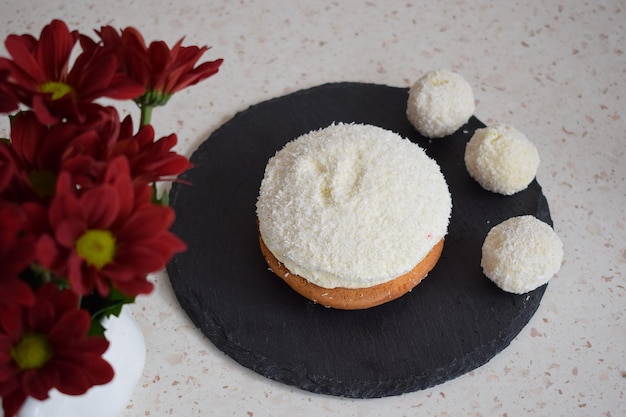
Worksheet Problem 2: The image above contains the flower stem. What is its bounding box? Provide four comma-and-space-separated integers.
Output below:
140, 104, 154, 127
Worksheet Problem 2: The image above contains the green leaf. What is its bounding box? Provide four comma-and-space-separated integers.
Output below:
82, 288, 136, 336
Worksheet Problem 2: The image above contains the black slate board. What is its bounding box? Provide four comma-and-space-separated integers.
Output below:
167, 82, 552, 399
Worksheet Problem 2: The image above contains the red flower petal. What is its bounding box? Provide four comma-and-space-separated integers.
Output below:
0, 280, 35, 307
53, 362, 91, 395
37, 20, 76, 81
117, 204, 174, 241
55, 219, 85, 248
82, 355, 114, 385
150, 232, 187, 259
0, 389, 27, 417
67, 252, 90, 295
49, 172, 83, 225
74, 336, 110, 356
35, 234, 62, 271
101, 73, 145, 100
112, 245, 168, 274
9, 111, 48, 166
103, 157, 135, 220
31, 95, 60, 125
4, 34, 46, 83
21, 368, 55, 400
48, 310, 90, 344
0, 305, 23, 337
49, 285, 81, 315
0, 66, 19, 112
81, 185, 119, 228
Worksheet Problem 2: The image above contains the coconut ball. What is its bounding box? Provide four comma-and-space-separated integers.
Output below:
464, 124, 540, 195
406, 69, 475, 138
481, 215, 563, 294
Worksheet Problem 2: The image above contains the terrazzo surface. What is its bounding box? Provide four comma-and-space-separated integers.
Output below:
0, 1, 624, 416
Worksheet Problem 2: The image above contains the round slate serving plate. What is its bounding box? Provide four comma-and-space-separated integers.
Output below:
167, 82, 552, 399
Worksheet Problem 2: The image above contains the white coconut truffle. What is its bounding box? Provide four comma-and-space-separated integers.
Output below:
257, 123, 451, 289
481, 215, 563, 294
406, 69, 475, 138
464, 124, 540, 195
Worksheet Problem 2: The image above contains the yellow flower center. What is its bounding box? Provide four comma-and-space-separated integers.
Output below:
27, 169, 57, 198
75, 229, 117, 269
40, 81, 73, 100
11, 333, 54, 370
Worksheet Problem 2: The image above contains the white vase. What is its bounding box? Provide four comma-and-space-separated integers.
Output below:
15, 306, 146, 417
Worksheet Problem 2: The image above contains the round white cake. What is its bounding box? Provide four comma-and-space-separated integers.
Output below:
481, 215, 563, 294
256, 123, 452, 289
406, 69, 475, 138
464, 124, 540, 195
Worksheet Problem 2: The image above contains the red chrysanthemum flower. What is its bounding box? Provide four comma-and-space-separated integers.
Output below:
0, 19, 145, 124
4, 111, 106, 201
110, 121, 192, 185
0, 283, 114, 417
36, 157, 186, 297
6, 110, 89, 200
96, 25, 223, 111
55, 106, 126, 188
61, 108, 191, 187
4, 105, 190, 200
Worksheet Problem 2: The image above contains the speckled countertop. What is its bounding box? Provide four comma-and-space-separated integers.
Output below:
1, 0, 624, 416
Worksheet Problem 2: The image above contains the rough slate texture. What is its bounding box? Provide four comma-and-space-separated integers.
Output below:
167, 82, 552, 399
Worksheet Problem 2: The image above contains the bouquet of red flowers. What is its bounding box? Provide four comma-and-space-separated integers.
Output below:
0, 20, 222, 417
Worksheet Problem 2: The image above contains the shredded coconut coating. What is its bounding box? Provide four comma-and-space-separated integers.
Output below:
481, 215, 563, 294
257, 123, 452, 289
464, 124, 540, 195
406, 69, 475, 138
